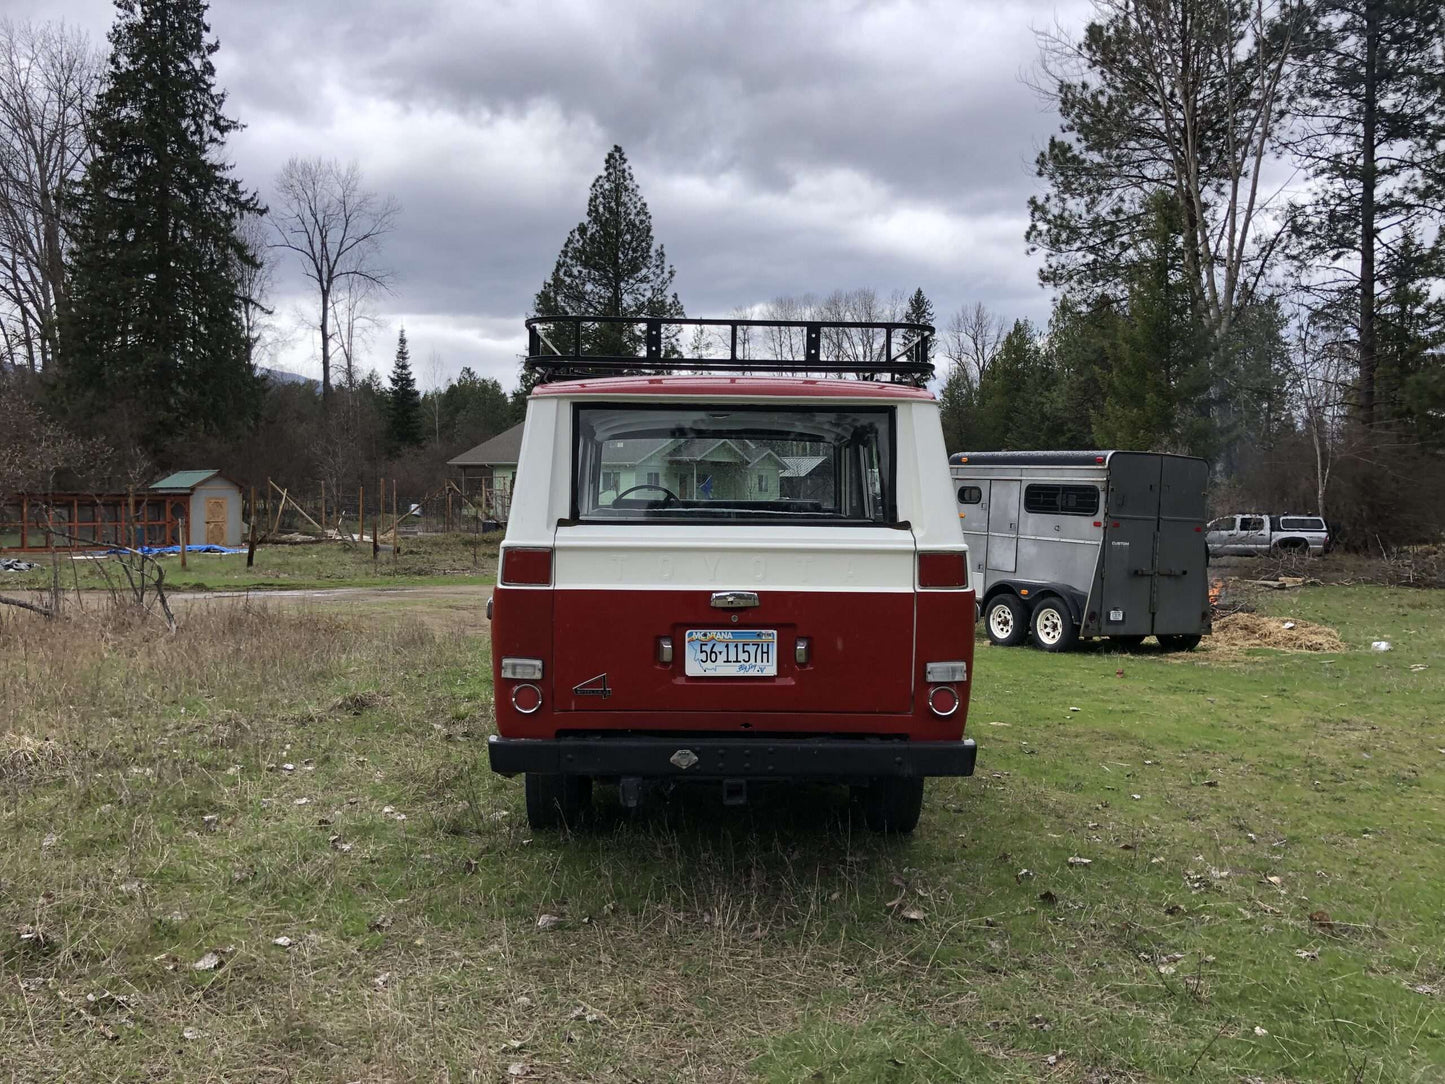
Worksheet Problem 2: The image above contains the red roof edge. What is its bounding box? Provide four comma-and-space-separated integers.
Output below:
530, 375, 935, 400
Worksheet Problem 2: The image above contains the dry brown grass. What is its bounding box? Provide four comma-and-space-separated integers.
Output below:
0, 731, 66, 781
1205, 611, 1347, 654
2, 588, 1441, 1082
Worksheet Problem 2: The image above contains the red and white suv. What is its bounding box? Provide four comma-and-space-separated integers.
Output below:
487, 316, 977, 832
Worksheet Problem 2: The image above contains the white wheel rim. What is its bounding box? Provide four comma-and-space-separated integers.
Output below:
1036, 607, 1064, 645
989, 605, 1014, 639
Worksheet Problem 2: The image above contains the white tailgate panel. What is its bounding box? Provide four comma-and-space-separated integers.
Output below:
552, 525, 915, 591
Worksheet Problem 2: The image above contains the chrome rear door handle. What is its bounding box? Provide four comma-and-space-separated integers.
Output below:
710, 590, 759, 609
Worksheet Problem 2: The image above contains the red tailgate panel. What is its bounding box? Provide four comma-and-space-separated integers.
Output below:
553, 589, 914, 714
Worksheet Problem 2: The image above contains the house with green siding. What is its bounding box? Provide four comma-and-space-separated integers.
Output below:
451, 423, 807, 520
599, 437, 785, 502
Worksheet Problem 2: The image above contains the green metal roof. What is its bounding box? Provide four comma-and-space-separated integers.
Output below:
150, 469, 221, 491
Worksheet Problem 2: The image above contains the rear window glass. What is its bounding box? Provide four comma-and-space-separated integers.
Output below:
1023, 484, 1099, 517
573, 404, 895, 524
957, 485, 982, 505
1278, 517, 1325, 530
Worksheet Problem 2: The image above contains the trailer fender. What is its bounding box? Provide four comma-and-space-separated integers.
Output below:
986, 582, 1088, 628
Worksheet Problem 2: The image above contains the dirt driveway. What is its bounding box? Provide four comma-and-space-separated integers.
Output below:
171, 584, 494, 635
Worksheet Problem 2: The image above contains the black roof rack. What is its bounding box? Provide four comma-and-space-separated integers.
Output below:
525, 315, 934, 386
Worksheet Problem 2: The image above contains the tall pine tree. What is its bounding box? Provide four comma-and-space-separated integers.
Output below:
1094, 194, 1213, 456
60, 0, 262, 453
901, 288, 935, 363
1289, 0, 1445, 426
387, 327, 422, 449
529, 145, 684, 388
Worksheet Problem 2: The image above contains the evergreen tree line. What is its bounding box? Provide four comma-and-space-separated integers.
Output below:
1005, 0, 1445, 544
2, 0, 1442, 545
0, 0, 524, 501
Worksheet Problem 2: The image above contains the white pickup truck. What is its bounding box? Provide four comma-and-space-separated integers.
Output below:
1206, 514, 1330, 557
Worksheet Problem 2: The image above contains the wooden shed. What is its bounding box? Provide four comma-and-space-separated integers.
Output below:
151, 470, 245, 547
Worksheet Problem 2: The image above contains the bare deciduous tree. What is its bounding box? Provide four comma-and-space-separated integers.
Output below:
329, 274, 383, 390
1285, 308, 1352, 519
235, 211, 275, 369
944, 302, 1005, 383
1031, 0, 1303, 346
0, 19, 97, 372
270, 157, 398, 406
749, 289, 908, 378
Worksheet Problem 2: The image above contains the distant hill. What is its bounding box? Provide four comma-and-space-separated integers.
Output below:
260, 367, 319, 389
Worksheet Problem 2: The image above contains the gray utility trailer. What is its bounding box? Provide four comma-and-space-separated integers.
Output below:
949, 450, 1211, 652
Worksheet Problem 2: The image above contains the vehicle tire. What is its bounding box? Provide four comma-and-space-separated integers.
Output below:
1111, 635, 1146, 649
859, 777, 925, 833
524, 773, 592, 829
983, 594, 1029, 647
1157, 634, 1202, 652
1030, 598, 1080, 653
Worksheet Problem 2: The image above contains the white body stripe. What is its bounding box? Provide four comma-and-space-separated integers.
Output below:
554, 525, 916, 591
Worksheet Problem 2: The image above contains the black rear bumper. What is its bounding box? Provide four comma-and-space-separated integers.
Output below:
488, 734, 977, 780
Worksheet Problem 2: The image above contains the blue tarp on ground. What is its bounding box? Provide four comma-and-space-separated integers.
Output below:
104, 545, 247, 556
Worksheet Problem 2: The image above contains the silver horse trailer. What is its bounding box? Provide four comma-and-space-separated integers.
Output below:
949, 450, 1211, 652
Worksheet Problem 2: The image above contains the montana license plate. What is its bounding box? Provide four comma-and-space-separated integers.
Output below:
685, 629, 778, 676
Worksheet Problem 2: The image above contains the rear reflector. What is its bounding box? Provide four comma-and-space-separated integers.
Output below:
928, 686, 961, 717
925, 661, 967, 683
917, 552, 968, 588
501, 548, 552, 585
500, 657, 544, 680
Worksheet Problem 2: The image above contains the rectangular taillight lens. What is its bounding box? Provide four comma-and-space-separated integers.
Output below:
925, 661, 967, 683
501, 547, 552, 585
917, 552, 967, 588
500, 657, 544, 680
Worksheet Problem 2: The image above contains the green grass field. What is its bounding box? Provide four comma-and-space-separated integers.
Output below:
0, 532, 500, 593
1, 585, 1441, 1081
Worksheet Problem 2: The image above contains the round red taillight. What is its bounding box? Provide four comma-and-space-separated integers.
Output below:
927, 685, 960, 717
511, 683, 542, 715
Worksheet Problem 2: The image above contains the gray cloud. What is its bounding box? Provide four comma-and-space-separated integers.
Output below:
12, 0, 1087, 388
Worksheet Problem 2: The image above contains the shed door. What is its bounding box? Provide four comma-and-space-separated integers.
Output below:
986, 481, 1019, 573
205, 498, 227, 545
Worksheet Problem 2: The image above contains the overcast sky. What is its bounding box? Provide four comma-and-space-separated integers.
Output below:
13, 0, 1090, 391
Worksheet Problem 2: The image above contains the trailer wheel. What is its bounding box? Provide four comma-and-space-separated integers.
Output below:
1157, 634, 1202, 652
1030, 598, 1079, 653
858, 777, 924, 833
524, 773, 592, 829
983, 595, 1029, 647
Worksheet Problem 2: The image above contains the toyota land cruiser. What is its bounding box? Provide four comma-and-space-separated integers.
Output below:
487, 315, 976, 833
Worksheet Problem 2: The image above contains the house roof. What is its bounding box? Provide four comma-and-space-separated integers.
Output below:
448, 423, 526, 468
150, 469, 232, 492
780, 455, 828, 478
601, 438, 674, 466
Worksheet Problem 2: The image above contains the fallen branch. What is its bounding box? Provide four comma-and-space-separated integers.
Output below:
0, 594, 53, 617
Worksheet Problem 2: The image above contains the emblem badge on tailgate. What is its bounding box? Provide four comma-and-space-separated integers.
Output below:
670, 749, 699, 769
572, 673, 612, 698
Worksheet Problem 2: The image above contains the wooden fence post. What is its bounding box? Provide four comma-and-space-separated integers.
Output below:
392, 479, 399, 561
247, 485, 257, 568
373, 478, 382, 561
